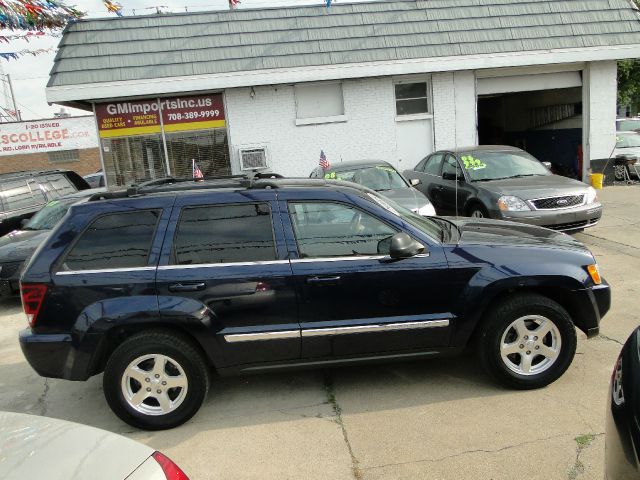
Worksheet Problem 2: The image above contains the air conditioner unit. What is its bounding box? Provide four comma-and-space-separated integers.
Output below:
239, 147, 268, 171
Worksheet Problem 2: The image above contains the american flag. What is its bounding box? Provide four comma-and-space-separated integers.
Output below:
319, 150, 330, 170
229, 0, 240, 9
192, 159, 204, 180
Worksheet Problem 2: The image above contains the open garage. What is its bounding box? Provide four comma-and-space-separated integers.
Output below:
477, 69, 584, 180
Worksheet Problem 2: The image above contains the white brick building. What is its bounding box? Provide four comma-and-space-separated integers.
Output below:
45, 0, 640, 186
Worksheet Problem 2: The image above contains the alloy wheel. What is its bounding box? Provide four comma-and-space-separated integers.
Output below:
121, 354, 189, 416
499, 315, 561, 376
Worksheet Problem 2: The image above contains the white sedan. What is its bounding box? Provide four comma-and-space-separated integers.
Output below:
0, 411, 189, 480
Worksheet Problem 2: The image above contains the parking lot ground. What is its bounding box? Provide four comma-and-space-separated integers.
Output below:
0, 185, 638, 480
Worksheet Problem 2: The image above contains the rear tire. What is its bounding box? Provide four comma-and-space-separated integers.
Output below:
477, 294, 577, 389
103, 330, 210, 430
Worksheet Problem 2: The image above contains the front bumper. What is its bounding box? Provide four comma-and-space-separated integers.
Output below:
0, 261, 23, 297
19, 329, 103, 380
571, 279, 611, 338
496, 203, 603, 231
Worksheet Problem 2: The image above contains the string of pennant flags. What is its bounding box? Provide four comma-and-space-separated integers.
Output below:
0, 0, 84, 31
0, 47, 55, 60
100, 0, 336, 16
0, 31, 61, 42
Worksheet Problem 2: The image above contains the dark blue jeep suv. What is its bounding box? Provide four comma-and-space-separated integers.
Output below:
19, 176, 610, 430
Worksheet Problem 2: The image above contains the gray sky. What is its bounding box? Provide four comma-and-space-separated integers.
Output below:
2, 0, 367, 120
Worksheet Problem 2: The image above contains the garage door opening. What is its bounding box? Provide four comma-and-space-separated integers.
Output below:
477, 86, 583, 179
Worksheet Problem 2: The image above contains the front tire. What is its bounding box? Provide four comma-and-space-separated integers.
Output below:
477, 294, 577, 389
103, 330, 210, 430
468, 204, 490, 219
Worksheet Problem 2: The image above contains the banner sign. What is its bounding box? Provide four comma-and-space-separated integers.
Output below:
95, 94, 226, 138
0, 116, 97, 155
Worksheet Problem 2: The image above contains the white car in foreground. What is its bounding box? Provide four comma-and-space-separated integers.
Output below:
0, 411, 189, 480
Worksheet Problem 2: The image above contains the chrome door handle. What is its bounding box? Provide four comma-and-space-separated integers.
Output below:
306, 276, 341, 285
168, 282, 206, 292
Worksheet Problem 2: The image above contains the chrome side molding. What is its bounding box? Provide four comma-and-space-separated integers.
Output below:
223, 319, 450, 343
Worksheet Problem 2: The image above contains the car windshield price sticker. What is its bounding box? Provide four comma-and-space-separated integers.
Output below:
461, 155, 487, 170
96, 94, 226, 138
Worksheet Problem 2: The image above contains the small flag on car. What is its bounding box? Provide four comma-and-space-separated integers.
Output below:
319, 150, 330, 170
229, 0, 240, 9
192, 159, 204, 180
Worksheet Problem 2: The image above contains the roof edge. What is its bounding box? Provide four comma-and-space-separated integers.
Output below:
46, 43, 640, 104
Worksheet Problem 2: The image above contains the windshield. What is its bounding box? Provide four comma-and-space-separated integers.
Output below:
616, 132, 640, 148
617, 119, 640, 132
326, 165, 408, 191
24, 199, 73, 231
366, 192, 445, 242
459, 151, 550, 182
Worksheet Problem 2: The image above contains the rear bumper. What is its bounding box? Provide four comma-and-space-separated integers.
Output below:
497, 203, 603, 231
19, 329, 103, 380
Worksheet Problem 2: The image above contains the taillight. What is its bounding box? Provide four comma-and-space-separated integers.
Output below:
20, 283, 48, 328
152, 451, 190, 480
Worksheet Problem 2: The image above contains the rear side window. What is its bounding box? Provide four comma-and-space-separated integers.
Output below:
173, 203, 276, 265
63, 210, 160, 271
40, 174, 76, 199
0, 179, 45, 212
423, 154, 443, 175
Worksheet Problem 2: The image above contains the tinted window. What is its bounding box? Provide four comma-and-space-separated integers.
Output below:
423, 154, 443, 175
0, 179, 45, 212
63, 210, 159, 270
441, 155, 461, 177
173, 203, 276, 265
40, 174, 76, 198
289, 202, 397, 258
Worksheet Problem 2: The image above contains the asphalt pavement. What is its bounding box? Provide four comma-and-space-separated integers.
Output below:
0, 185, 637, 480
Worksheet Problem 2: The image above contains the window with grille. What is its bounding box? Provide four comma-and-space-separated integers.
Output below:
48, 150, 80, 163
102, 135, 167, 187
165, 129, 231, 179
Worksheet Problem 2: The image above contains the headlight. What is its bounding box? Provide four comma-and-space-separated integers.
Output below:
585, 186, 598, 204
497, 196, 531, 212
416, 202, 436, 217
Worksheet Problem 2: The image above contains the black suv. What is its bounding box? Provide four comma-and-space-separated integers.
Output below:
19, 176, 610, 430
0, 170, 90, 237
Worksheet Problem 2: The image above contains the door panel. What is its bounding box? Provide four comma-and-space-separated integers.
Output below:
279, 195, 458, 359
439, 154, 472, 216
156, 190, 300, 368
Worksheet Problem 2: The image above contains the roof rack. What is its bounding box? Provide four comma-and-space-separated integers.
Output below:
87, 172, 362, 202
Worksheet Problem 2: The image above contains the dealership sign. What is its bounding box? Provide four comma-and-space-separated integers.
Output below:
95, 94, 226, 138
0, 116, 98, 155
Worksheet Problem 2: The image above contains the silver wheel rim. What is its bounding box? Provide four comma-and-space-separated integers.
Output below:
121, 354, 188, 416
499, 315, 562, 376
612, 358, 625, 406
471, 209, 484, 218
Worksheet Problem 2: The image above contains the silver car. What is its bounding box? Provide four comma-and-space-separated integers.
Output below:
310, 160, 436, 216
0, 411, 189, 480
403, 146, 602, 231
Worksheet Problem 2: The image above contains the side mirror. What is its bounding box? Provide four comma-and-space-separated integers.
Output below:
389, 232, 425, 259
542, 161, 552, 170
442, 172, 464, 182
410, 178, 420, 186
